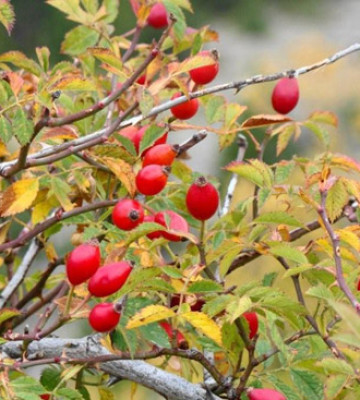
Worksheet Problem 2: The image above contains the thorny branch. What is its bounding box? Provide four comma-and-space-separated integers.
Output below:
1, 43, 359, 177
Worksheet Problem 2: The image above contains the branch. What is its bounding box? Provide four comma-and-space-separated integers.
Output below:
1, 43, 359, 177
0, 199, 118, 253
276, 256, 349, 361
0, 240, 43, 308
221, 134, 248, 216
318, 190, 360, 312
0, 337, 222, 400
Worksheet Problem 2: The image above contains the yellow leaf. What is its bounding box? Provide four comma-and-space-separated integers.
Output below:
0, 178, 39, 217
32, 195, 56, 224
181, 311, 222, 346
103, 157, 136, 197
45, 242, 58, 262
126, 305, 175, 329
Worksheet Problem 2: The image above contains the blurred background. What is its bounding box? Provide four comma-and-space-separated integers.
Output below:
2, 1, 360, 398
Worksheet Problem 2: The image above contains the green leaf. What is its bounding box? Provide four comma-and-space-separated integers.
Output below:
0, 0, 15, 35
222, 322, 244, 365
275, 160, 295, 184
81, 0, 99, 14
163, 1, 186, 41
50, 177, 74, 211
61, 25, 100, 56
36, 46, 50, 72
226, 296, 252, 323
11, 376, 45, 396
188, 280, 223, 293
140, 322, 171, 348
306, 284, 335, 301
324, 375, 349, 400
0, 115, 12, 143
103, 0, 119, 23
140, 278, 175, 293
55, 387, 85, 399
317, 358, 354, 375
115, 267, 162, 297
303, 120, 330, 148
13, 107, 34, 145
266, 310, 290, 359
161, 266, 183, 279
202, 294, 233, 318
282, 264, 312, 278
204, 95, 225, 124
125, 222, 165, 245
225, 159, 273, 188
255, 211, 302, 227
290, 369, 323, 400
0, 51, 42, 76
40, 367, 61, 391
325, 179, 348, 222
267, 376, 302, 400
276, 124, 295, 156
113, 132, 137, 156
328, 301, 360, 343
269, 243, 308, 265
0, 308, 20, 324
196, 336, 223, 352
139, 125, 167, 155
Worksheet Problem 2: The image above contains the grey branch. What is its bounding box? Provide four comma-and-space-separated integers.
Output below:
0, 240, 42, 308
221, 134, 248, 216
0, 337, 222, 400
1, 43, 359, 176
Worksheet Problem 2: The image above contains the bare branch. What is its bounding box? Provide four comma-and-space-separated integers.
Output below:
318, 190, 360, 313
0, 337, 222, 400
0, 199, 119, 253
0, 240, 42, 308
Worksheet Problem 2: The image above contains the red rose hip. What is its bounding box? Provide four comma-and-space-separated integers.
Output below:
142, 144, 178, 167
136, 165, 169, 195
89, 303, 121, 332
170, 92, 199, 120
147, 3, 168, 29
88, 261, 133, 297
271, 77, 299, 114
112, 199, 144, 230
247, 388, 286, 400
66, 243, 101, 286
186, 176, 219, 220
189, 50, 219, 85
243, 312, 259, 339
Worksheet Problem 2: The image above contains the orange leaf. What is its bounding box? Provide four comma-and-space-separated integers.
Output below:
242, 114, 292, 128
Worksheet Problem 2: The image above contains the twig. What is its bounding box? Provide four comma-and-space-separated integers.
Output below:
1, 43, 359, 178
276, 256, 349, 361
10, 282, 68, 329
0, 199, 119, 253
15, 258, 63, 310
221, 134, 248, 216
177, 130, 208, 156
318, 190, 360, 312
0, 240, 43, 308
